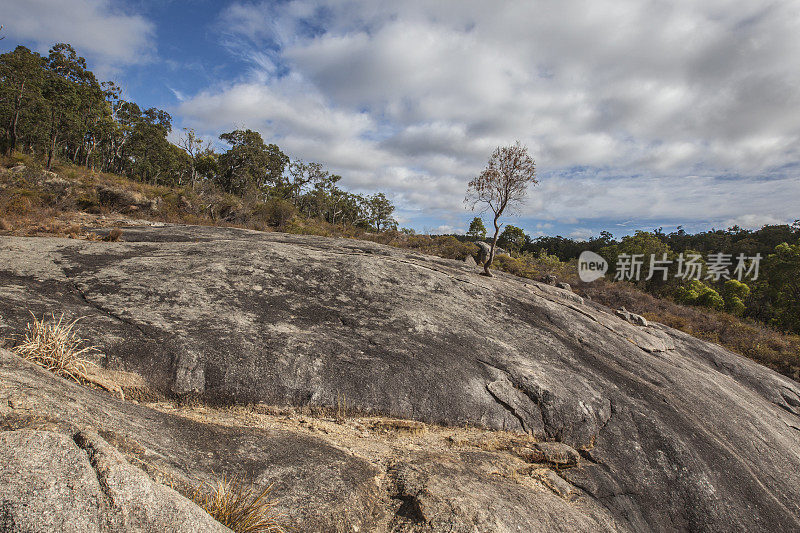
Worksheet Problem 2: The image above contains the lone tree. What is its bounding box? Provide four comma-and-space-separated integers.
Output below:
466, 141, 537, 276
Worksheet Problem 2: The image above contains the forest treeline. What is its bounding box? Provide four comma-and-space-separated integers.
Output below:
460, 219, 800, 335
0, 43, 397, 231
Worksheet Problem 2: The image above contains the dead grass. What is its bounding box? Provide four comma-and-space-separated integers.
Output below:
192, 476, 285, 533
8, 312, 97, 382
102, 227, 123, 241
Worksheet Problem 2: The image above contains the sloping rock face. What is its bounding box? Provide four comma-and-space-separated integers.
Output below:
1, 225, 800, 531
0, 428, 231, 532
0, 349, 621, 532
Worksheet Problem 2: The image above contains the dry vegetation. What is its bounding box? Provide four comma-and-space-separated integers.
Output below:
7, 312, 97, 382
191, 477, 285, 533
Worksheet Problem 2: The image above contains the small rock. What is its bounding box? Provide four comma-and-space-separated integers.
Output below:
533, 468, 574, 498
556, 282, 571, 291
540, 274, 557, 285
519, 442, 580, 467
615, 307, 649, 327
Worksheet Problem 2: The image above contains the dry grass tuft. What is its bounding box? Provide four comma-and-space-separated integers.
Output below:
192, 476, 285, 533
102, 227, 123, 241
10, 312, 97, 382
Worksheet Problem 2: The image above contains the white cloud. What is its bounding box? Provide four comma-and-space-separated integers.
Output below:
176, 0, 800, 230
4, 0, 155, 67
723, 214, 791, 230
569, 228, 595, 241
430, 224, 465, 235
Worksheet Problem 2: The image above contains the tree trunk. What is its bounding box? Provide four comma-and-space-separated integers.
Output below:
483, 213, 502, 276
7, 80, 24, 155
84, 138, 95, 168
46, 129, 57, 171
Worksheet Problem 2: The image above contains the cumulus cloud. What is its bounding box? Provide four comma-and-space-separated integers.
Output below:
4, 0, 155, 67
177, 0, 800, 231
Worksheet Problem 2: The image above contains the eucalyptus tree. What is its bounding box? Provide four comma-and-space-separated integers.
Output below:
0, 46, 47, 155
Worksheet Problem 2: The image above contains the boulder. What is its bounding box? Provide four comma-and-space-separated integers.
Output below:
475, 241, 491, 265
615, 307, 649, 327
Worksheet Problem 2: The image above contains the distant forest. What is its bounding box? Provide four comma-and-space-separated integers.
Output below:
457, 221, 800, 335
0, 42, 397, 231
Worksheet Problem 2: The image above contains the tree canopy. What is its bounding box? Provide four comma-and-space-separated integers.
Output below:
466, 141, 537, 275
0, 41, 397, 233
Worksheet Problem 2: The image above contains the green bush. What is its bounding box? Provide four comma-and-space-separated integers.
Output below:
696, 287, 725, 310
720, 279, 750, 315
725, 296, 746, 316
675, 279, 724, 310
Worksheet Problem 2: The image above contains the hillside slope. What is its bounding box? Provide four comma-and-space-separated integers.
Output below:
1, 225, 800, 531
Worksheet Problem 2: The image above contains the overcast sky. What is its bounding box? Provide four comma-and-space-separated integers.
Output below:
3, 0, 799, 238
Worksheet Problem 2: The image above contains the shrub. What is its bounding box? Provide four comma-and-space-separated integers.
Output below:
532, 249, 563, 275
674, 280, 703, 304
492, 254, 538, 278
675, 279, 724, 310
257, 198, 295, 231
696, 286, 725, 310
192, 477, 285, 533
721, 280, 750, 315
725, 296, 747, 316
9, 312, 97, 382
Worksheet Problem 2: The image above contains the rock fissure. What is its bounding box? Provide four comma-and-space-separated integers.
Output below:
72, 431, 118, 509
58, 263, 151, 339
485, 382, 530, 432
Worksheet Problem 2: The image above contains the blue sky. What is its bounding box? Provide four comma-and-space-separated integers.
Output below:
3, 0, 799, 239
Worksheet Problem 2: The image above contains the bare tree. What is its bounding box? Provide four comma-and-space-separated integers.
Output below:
466, 141, 537, 276
178, 128, 204, 188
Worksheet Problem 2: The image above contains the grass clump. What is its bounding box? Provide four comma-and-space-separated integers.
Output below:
192, 477, 285, 533
9, 312, 97, 382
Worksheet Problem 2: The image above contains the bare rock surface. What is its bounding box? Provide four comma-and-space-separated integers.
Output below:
0, 428, 231, 532
0, 349, 620, 532
1, 225, 800, 531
